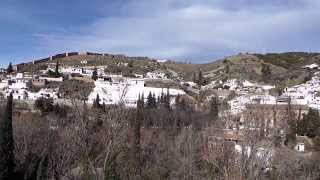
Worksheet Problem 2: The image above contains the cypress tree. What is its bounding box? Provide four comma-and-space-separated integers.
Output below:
0, 93, 15, 179
209, 96, 219, 120
298, 108, 320, 137
7, 62, 13, 74
164, 88, 171, 110
92, 67, 98, 81
131, 94, 143, 178
93, 94, 101, 108
285, 99, 297, 146
261, 63, 271, 82
36, 155, 49, 180
198, 70, 203, 86
225, 64, 230, 74
193, 72, 197, 84
146, 92, 153, 109
152, 93, 157, 108
54, 60, 60, 77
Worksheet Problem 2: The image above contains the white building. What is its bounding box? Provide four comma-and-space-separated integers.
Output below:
146, 71, 167, 79
88, 78, 184, 107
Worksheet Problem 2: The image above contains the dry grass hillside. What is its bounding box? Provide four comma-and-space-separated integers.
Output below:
16, 52, 320, 87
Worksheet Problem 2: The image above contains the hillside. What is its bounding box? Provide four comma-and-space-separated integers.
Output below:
14, 51, 320, 87
176, 52, 319, 87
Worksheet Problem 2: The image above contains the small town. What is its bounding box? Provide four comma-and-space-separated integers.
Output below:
1, 1, 320, 179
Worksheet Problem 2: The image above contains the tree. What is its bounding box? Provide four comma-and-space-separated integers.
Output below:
164, 89, 171, 110
261, 63, 271, 82
297, 108, 320, 137
128, 60, 134, 68
7, 62, 14, 74
304, 72, 312, 83
152, 93, 157, 107
197, 70, 203, 86
146, 92, 156, 109
225, 64, 230, 74
285, 99, 297, 147
209, 96, 219, 121
93, 94, 101, 109
193, 72, 197, 84
36, 155, 49, 180
92, 67, 98, 81
131, 94, 143, 179
146, 92, 153, 108
34, 97, 54, 114
47, 69, 56, 77
0, 93, 15, 179
54, 60, 61, 77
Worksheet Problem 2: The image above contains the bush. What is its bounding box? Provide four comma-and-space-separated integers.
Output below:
34, 97, 54, 114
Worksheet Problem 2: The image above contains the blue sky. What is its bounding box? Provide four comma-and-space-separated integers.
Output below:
1, 0, 320, 66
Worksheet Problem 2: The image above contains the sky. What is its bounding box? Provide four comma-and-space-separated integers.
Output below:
0, 0, 320, 66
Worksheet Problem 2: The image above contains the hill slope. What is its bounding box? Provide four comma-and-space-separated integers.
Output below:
15, 52, 320, 87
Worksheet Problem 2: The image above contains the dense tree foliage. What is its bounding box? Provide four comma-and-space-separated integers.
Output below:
0, 94, 15, 179
298, 108, 320, 137
92, 67, 98, 81
261, 63, 271, 82
1, 91, 320, 179
34, 97, 54, 114
7, 62, 14, 74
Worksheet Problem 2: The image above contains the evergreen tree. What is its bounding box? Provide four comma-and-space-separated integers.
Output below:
209, 96, 219, 120
131, 94, 143, 178
7, 62, 13, 74
193, 72, 197, 84
145, 92, 156, 109
146, 92, 153, 109
47, 69, 56, 77
297, 108, 320, 137
152, 93, 157, 108
92, 67, 98, 81
0, 93, 15, 179
304, 72, 312, 83
225, 64, 230, 74
54, 60, 61, 77
104, 154, 120, 180
285, 99, 297, 146
93, 94, 101, 108
36, 155, 49, 180
261, 63, 271, 82
128, 60, 134, 68
198, 70, 203, 86
164, 88, 171, 110
160, 91, 165, 104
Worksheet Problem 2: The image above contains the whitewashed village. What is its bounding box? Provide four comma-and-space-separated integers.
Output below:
3, 1, 320, 178
1, 52, 320, 179
0, 61, 185, 107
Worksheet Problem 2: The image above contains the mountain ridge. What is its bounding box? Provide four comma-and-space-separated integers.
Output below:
12, 51, 320, 87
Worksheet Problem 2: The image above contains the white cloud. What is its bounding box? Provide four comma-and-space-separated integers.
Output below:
34, 0, 320, 62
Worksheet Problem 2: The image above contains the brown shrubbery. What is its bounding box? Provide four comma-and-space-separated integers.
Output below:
0, 95, 319, 179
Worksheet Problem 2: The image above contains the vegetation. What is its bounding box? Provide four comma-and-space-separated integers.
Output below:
47, 61, 62, 78
261, 63, 271, 82
209, 96, 219, 120
92, 67, 98, 81
256, 52, 319, 69
59, 79, 94, 101
298, 108, 320, 137
7, 62, 14, 74
0, 94, 15, 179
5, 52, 320, 179
93, 94, 101, 108
34, 97, 54, 114
0, 91, 319, 179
